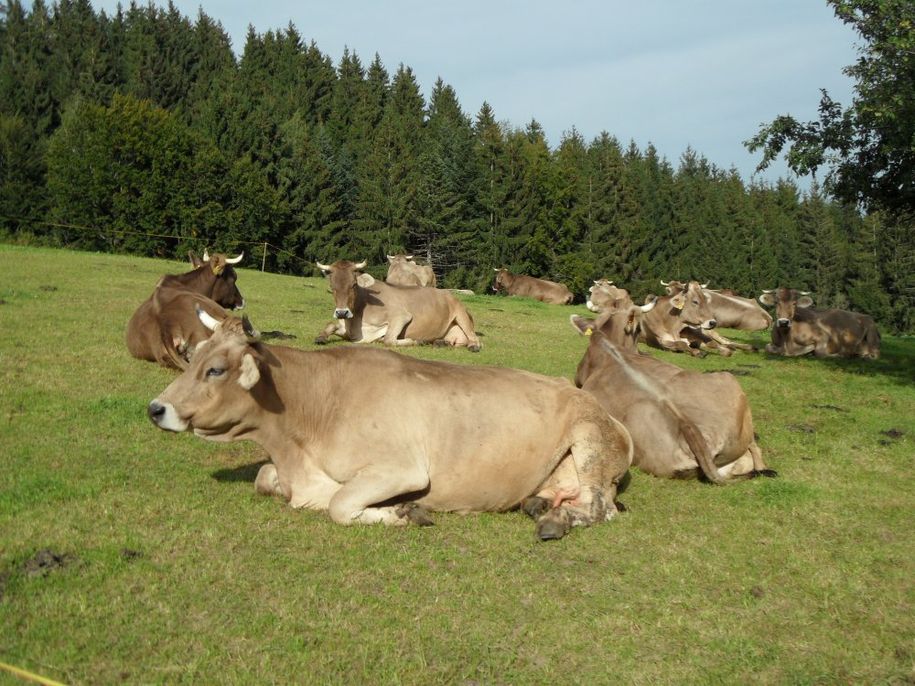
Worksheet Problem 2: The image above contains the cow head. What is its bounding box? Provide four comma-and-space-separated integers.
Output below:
587, 280, 632, 313
570, 301, 656, 386
386, 253, 414, 265
668, 281, 717, 329
317, 260, 372, 319
491, 268, 511, 293
148, 309, 267, 441
758, 288, 813, 328
199, 250, 245, 310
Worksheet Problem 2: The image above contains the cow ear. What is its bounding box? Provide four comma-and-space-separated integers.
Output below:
569, 314, 595, 336
238, 353, 261, 390
356, 273, 375, 288
797, 295, 813, 308
670, 292, 686, 309
758, 293, 776, 306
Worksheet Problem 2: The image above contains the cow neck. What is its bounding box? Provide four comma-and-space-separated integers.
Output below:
245, 344, 339, 462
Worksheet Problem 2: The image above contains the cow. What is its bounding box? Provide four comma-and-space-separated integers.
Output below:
586, 279, 633, 314
492, 268, 574, 305
570, 304, 776, 483
148, 310, 634, 540
314, 260, 482, 352
385, 254, 437, 287
661, 280, 771, 352
758, 287, 881, 359
639, 280, 728, 356
126, 251, 245, 368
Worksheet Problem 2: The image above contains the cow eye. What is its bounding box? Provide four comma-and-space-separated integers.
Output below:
206, 367, 225, 377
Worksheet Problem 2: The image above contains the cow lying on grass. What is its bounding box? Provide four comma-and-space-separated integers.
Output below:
127, 251, 244, 368
492, 268, 574, 304
570, 304, 777, 483
148, 309, 634, 540
315, 259, 481, 352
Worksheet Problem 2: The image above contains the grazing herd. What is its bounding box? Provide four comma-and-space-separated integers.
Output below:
132, 252, 880, 540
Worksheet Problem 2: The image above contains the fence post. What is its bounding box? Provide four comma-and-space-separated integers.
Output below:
262, 242, 267, 272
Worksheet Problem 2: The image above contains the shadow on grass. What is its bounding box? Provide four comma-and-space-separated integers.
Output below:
211, 460, 268, 483
760, 335, 915, 387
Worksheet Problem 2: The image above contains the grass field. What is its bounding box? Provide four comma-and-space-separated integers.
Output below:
0, 244, 913, 685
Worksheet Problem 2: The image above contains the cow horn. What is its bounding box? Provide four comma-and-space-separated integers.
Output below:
203, 249, 210, 262
225, 252, 244, 265
700, 282, 709, 288
354, 260, 367, 270
316, 261, 331, 271
761, 289, 775, 293
196, 305, 221, 331
800, 290, 811, 295
404, 254, 413, 260
660, 280, 669, 286
640, 297, 657, 313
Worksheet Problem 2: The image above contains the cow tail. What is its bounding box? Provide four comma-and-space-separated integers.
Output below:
676, 417, 724, 484
158, 326, 189, 370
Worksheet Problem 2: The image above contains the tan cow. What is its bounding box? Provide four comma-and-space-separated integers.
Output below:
126, 251, 245, 368
640, 280, 730, 356
492, 268, 574, 305
148, 311, 633, 540
385, 254, 437, 287
661, 280, 770, 352
570, 305, 776, 482
315, 260, 481, 351
758, 287, 880, 359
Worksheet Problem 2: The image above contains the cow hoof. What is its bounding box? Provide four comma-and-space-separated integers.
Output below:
395, 503, 434, 526
468, 344, 481, 353
536, 518, 569, 541
521, 496, 550, 519
614, 500, 628, 513
432, 339, 450, 348
314, 336, 328, 345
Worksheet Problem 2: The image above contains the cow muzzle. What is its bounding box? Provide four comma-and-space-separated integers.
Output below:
148, 400, 188, 432
586, 300, 599, 313
777, 318, 791, 328
334, 308, 353, 319
704, 319, 717, 330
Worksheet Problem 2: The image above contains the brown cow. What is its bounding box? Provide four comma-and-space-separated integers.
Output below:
570, 305, 776, 482
126, 251, 245, 368
385, 254, 437, 287
492, 268, 574, 305
315, 260, 481, 351
148, 310, 633, 540
758, 288, 880, 359
640, 280, 728, 356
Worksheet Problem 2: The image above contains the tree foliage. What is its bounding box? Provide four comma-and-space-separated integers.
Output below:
1, 0, 913, 331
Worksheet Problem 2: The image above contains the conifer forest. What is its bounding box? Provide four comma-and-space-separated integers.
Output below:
1, 0, 913, 331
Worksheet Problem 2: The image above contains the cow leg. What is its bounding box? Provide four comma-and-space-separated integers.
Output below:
315, 319, 346, 345
327, 465, 431, 526
535, 418, 630, 540
449, 308, 482, 352
383, 311, 418, 347
705, 329, 754, 352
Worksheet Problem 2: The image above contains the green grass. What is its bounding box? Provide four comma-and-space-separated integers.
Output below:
0, 244, 913, 685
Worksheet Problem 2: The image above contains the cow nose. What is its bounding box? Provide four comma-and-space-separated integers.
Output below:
334, 308, 353, 319
777, 318, 791, 327
148, 400, 166, 424
707, 320, 717, 329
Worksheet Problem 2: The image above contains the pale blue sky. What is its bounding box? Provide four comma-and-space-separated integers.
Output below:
90, 0, 859, 186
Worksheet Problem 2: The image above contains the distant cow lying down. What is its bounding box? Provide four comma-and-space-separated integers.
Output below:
126, 251, 244, 368
148, 309, 633, 540
570, 304, 776, 483
315, 259, 481, 352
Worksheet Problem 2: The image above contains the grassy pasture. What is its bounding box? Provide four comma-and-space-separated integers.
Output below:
0, 244, 913, 685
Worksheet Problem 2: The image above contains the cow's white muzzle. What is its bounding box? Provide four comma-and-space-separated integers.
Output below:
148, 400, 188, 432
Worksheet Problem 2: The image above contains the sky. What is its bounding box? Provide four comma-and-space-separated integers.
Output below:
91, 0, 861, 186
